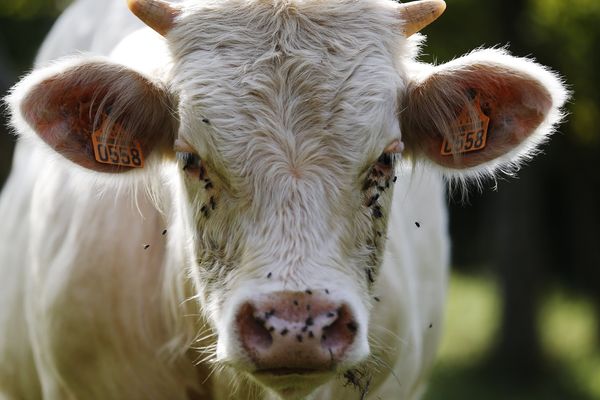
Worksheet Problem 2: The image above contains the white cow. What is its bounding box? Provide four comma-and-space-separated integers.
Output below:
0, 0, 567, 399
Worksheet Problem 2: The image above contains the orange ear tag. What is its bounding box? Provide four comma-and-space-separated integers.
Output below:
91, 122, 145, 168
441, 94, 490, 156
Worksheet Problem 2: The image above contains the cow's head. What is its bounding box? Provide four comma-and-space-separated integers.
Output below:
6, 0, 567, 397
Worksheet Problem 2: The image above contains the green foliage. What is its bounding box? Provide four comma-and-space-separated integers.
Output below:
426, 273, 600, 400
436, 273, 501, 366
0, 0, 69, 18
540, 290, 600, 398
527, 0, 600, 144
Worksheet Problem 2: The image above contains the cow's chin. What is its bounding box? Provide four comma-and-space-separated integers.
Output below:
250, 370, 335, 399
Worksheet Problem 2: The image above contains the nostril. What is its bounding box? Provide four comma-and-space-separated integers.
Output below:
237, 303, 273, 352
321, 305, 357, 355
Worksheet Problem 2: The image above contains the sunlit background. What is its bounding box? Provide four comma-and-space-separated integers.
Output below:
1, 0, 598, 399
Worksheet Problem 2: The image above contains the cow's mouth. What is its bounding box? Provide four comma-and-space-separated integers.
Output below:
255, 367, 332, 376
252, 369, 334, 399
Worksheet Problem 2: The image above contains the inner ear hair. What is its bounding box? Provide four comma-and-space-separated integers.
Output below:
401, 76, 480, 161
20, 59, 179, 172
402, 62, 555, 170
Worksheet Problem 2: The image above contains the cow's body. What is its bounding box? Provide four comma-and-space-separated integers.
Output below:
0, 2, 447, 399
0, 134, 448, 398
0, 144, 447, 400
0, 0, 558, 400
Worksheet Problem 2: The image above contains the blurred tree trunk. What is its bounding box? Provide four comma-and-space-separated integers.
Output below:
561, 146, 600, 345
488, 0, 545, 380
490, 165, 545, 378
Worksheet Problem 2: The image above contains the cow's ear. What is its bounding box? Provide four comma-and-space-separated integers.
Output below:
7, 57, 178, 173
401, 49, 568, 175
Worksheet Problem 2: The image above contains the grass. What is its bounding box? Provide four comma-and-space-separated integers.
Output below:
423, 272, 600, 400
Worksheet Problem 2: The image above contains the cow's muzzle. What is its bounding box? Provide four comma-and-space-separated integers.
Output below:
235, 291, 360, 373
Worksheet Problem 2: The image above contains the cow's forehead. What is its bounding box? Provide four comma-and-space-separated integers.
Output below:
169, 0, 409, 182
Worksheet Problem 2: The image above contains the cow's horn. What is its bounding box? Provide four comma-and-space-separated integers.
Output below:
127, 0, 180, 36
399, 0, 446, 37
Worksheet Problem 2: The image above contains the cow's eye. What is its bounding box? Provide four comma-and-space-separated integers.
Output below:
176, 152, 205, 177
374, 139, 403, 170
367, 152, 396, 181
364, 141, 402, 185
376, 152, 394, 168
177, 152, 200, 170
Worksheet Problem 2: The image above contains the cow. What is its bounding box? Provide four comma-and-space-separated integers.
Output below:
0, 0, 567, 399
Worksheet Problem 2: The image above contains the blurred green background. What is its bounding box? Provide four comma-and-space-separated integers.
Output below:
0, 0, 598, 399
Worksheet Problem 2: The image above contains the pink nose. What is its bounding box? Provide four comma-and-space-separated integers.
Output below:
236, 291, 358, 372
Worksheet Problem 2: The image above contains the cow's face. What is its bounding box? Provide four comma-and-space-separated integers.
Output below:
167, 1, 410, 387
9, 0, 567, 397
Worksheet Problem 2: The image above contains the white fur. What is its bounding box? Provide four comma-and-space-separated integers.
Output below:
0, 0, 566, 399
